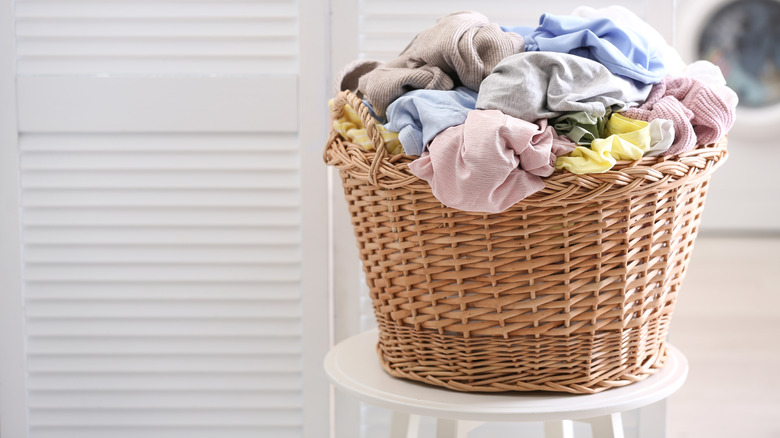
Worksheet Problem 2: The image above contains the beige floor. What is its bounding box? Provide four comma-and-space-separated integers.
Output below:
667, 235, 780, 438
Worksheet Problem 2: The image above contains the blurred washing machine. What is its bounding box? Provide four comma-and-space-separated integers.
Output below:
676, 0, 780, 232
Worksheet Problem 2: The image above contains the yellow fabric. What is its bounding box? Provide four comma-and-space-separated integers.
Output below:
329, 100, 403, 155
555, 113, 652, 174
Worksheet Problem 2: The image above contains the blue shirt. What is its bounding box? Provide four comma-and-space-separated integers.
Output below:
384, 87, 479, 156
523, 13, 667, 84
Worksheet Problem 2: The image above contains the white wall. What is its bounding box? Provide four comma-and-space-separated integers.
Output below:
677, 0, 780, 232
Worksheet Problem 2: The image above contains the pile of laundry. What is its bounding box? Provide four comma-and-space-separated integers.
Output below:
330, 6, 737, 213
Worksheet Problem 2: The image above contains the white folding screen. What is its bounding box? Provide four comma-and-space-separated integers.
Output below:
1, 0, 330, 437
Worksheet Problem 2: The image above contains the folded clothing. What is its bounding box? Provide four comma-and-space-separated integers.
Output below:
555, 113, 673, 174
329, 100, 403, 155
409, 109, 576, 213
358, 10, 524, 117
524, 13, 667, 84
477, 52, 651, 122
385, 87, 478, 156
622, 76, 735, 155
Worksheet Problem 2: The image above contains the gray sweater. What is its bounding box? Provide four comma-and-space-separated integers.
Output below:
476, 52, 652, 122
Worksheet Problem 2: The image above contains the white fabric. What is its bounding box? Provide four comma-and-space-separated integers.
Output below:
676, 60, 740, 109
645, 118, 676, 156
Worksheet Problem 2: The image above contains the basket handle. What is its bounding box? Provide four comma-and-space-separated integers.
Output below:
329, 90, 388, 185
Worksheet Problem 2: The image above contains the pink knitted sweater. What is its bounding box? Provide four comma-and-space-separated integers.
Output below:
622, 76, 734, 155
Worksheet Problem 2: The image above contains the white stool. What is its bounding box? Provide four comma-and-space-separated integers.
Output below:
324, 329, 688, 438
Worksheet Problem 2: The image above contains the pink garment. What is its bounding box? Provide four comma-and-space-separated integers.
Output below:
408, 110, 576, 213
622, 76, 734, 155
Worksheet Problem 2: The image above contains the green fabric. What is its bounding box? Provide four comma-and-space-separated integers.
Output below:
551, 110, 609, 146
555, 113, 652, 174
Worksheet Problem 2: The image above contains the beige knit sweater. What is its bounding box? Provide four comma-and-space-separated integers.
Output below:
358, 11, 525, 117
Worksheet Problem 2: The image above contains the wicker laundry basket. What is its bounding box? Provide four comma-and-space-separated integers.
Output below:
324, 90, 728, 394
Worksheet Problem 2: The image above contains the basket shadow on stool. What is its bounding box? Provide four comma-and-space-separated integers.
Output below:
325, 90, 728, 394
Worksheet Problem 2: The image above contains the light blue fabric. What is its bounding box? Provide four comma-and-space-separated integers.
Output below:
384, 87, 479, 156
524, 13, 667, 85
500, 25, 534, 36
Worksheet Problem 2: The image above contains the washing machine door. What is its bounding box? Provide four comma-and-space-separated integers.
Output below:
680, 0, 780, 129
677, 0, 780, 231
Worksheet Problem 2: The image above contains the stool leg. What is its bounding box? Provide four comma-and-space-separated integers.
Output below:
434, 419, 481, 438
544, 420, 574, 438
636, 400, 667, 438
389, 412, 420, 438
582, 413, 624, 438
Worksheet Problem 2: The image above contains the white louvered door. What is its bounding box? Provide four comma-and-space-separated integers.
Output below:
1, 0, 330, 437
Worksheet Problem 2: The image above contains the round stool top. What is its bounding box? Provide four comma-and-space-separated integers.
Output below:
324, 329, 688, 422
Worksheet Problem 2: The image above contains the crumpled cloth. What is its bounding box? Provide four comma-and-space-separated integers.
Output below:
673, 60, 739, 109
476, 52, 651, 122
358, 11, 524, 117
384, 87, 478, 156
551, 111, 609, 145
555, 113, 674, 174
408, 109, 576, 213
524, 12, 667, 84
622, 76, 735, 155
333, 59, 382, 96
329, 100, 403, 154
570, 5, 686, 77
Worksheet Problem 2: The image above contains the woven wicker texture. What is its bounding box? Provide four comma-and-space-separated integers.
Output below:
325, 90, 728, 394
